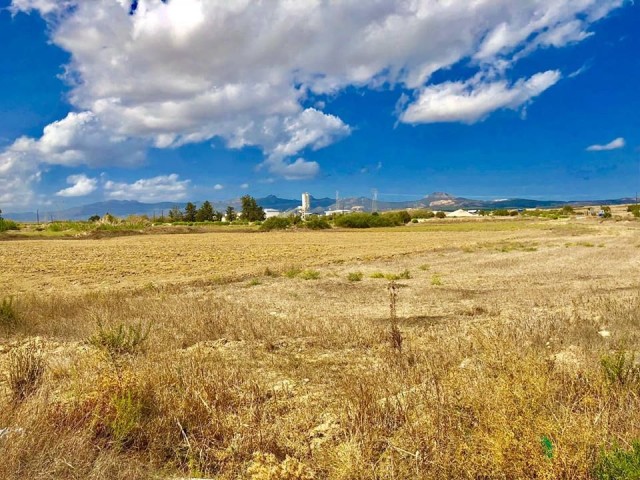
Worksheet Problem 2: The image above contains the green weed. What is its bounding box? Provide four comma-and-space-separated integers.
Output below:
89, 321, 151, 356
594, 441, 640, 480
347, 272, 363, 282
300, 269, 320, 280
284, 267, 302, 278
601, 351, 640, 385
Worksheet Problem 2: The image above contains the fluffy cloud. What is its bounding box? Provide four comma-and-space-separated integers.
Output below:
0, 148, 41, 208
401, 70, 561, 124
586, 137, 626, 151
56, 174, 98, 197
267, 158, 320, 181
4, 112, 144, 168
3, 0, 625, 205
0, 111, 144, 207
104, 174, 190, 202
213, 184, 224, 190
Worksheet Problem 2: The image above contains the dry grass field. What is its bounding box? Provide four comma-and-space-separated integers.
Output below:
1, 217, 640, 479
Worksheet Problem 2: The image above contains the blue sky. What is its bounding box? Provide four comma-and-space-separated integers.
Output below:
0, 0, 638, 210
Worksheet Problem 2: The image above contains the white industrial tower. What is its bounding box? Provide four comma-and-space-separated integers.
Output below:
301, 192, 311, 219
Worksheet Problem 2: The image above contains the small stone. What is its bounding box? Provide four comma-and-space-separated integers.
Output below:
598, 330, 611, 338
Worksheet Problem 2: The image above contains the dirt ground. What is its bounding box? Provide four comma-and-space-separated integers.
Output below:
1, 217, 639, 479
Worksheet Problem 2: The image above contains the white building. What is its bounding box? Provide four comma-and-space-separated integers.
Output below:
264, 208, 281, 219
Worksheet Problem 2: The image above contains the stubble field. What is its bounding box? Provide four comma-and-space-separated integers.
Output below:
1, 218, 640, 479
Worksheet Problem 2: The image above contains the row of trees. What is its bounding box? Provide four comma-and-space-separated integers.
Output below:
165, 195, 266, 223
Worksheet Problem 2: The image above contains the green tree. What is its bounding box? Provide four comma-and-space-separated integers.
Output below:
225, 206, 237, 222
241, 195, 265, 222
88, 215, 101, 222
0, 208, 3, 220
168, 205, 183, 222
196, 201, 215, 222
184, 202, 197, 222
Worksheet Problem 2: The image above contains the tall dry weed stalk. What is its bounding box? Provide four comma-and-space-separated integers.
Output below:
388, 281, 402, 352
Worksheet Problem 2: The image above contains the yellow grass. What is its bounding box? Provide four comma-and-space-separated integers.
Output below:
1, 217, 639, 479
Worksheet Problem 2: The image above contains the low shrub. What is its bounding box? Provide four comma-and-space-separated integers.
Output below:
594, 441, 640, 480
435, 211, 446, 219
260, 217, 291, 231
96, 221, 146, 231
493, 209, 511, 216
601, 351, 640, 385
347, 272, 363, 282
304, 216, 331, 230
89, 321, 151, 356
409, 209, 435, 219
334, 213, 394, 228
382, 210, 411, 225
431, 274, 442, 286
0, 218, 19, 232
47, 221, 92, 232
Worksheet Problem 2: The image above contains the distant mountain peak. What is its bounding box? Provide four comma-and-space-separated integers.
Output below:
426, 191, 456, 199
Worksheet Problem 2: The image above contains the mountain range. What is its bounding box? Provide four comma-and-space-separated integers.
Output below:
4, 192, 636, 221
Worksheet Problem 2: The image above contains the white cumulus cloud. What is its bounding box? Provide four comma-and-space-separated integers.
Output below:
586, 137, 626, 151
104, 174, 190, 202
401, 70, 562, 124
213, 183, 224, 190
56, 174, 98, 197
2, 0, 626, 206
267, 158, 320, 181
